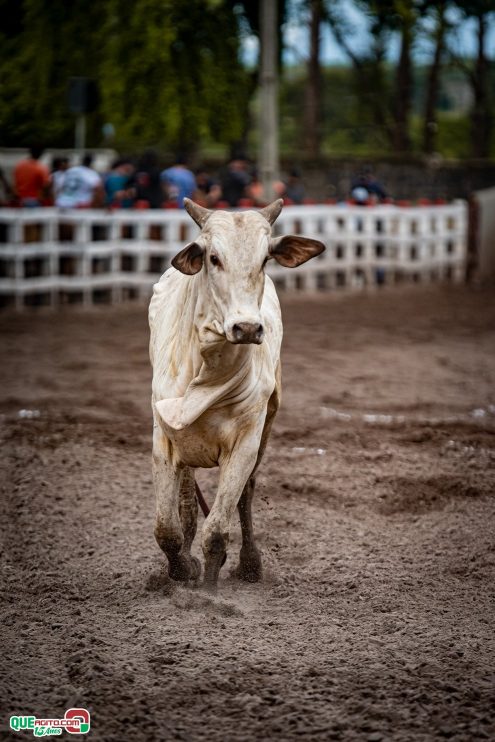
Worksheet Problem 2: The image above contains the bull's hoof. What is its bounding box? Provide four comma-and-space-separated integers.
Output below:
234, 548, 262, 582
169, 555, 201, 583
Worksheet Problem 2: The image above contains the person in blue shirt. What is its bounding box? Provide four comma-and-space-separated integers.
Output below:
104, 159, 135, 208
161, 156, 196, 207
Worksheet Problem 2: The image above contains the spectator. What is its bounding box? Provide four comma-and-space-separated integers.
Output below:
247, 168, 287, 206
50, 156, 70, 203
56, 154, 104, 208
194, 168, 221, 207
282, 167, 305, 204
134, 150, 164, 208
351, 168, 387, 205
246, 168, 264, 205
0, 167, 14, 206
104, 158, 135, 208
161, 156, 196, 207
220, 157, 251, 207
13, 146, 50, 207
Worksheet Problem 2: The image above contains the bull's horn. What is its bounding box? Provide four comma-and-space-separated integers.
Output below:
260, 198, 284, 226
184, 198, 212, 228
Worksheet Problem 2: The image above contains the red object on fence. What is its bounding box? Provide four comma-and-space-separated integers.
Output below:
216, 200, 230, 209
417, 198, 432, 206
163, 201, 179, 209
397, 200, 411, 207
134, 200, 150, 210
238, 198, 254, 208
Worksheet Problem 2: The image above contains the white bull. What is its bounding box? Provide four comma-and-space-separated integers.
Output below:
149, 198, 325, 589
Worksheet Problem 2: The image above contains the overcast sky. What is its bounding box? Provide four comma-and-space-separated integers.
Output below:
241, 2, 495, 67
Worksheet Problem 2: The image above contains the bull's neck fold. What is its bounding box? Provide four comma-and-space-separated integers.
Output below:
154, 271, 272, 433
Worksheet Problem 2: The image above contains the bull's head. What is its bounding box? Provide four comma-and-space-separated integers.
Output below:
172, 198, 325, 345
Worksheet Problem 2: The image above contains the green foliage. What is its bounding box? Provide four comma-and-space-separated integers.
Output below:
280, 62, 495, 158
0, 0, 105, 146
431, 113, 472, 158
280, 65, 391, 157
99, 0, 249, 150
0, 0, 493, 159
0, 0, 250, 150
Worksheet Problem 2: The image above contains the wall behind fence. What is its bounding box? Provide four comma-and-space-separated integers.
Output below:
281, 160, 495, 203
0, 203, 467, 309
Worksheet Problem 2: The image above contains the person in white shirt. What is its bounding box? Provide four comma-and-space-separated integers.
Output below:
56, 154, 104, 208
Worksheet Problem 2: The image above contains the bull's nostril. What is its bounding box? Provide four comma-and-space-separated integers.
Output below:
231, 321, 264, 343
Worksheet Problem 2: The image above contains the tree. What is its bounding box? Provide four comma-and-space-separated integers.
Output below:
304, 0, 324, 157
392, 1, 416, 152
0, 0, 250, 152
449, 0, 494, 158
0, 0, 105, 146
325, 0, 422, 154
99, 0, 250, 152
422, 1, 450, 154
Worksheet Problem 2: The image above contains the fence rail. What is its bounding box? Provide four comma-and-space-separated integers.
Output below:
0, 202, 467, 309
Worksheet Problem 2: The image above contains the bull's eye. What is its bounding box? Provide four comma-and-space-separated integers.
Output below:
210, 254, 220, 267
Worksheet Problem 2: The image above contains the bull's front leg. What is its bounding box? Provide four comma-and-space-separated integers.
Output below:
202, 426, 263, 590
152, 421, 199, 582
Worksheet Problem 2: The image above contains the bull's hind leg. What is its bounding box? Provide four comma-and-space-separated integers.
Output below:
178, 467, 201, 580
235, 475, 262, 582
153, 422, 198, 582
235, 384, 280, 582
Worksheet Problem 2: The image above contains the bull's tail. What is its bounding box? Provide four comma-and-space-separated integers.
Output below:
194, 480, 210, 518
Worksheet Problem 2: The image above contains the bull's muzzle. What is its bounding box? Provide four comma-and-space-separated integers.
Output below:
228, 321, 265, 345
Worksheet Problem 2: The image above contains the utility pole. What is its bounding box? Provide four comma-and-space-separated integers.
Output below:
75, 114, 86, 156
259, 0, 279, 203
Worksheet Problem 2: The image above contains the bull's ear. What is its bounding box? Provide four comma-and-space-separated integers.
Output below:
171, 242, 204, 275
269, 235, 325, 268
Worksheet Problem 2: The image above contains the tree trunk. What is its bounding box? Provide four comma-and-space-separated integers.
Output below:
470, 13, 492, 158
423, 3, 446, 154
393, 22, 413, 152
304, 0, 322, 158
259, 0, 279, 199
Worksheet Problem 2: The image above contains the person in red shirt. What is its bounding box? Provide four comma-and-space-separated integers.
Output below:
14, 146, 50, 207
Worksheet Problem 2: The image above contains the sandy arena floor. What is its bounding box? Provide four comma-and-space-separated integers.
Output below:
1, 286, 494, 741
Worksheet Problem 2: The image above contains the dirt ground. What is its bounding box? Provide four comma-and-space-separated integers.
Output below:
1, 286, 494, 742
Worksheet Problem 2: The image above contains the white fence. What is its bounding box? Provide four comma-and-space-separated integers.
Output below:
0, 202, 467, 309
